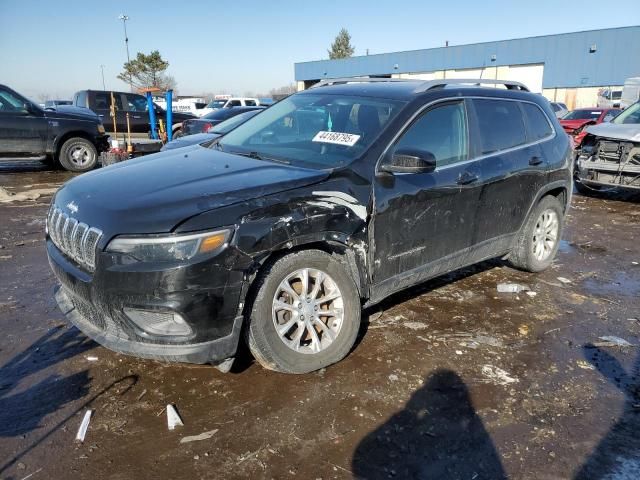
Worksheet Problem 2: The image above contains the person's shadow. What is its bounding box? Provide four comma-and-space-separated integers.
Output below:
574, 347, 640, 479
352, 369, 507, 479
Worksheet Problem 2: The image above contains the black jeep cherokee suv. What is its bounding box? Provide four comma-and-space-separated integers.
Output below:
47, 79, 572, 373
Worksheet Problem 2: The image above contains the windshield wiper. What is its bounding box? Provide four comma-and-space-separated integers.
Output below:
229, 150, 290, 165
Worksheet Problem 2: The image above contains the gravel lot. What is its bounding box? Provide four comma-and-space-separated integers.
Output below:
1, 161, 639, 479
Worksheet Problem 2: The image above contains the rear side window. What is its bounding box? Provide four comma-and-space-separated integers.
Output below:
94, 92, 123, 111
75, 91, 87, 108
521, 103, 553, 141
395, 101, 468, 167
245, 100, 257, 106
473, 99, 526, 154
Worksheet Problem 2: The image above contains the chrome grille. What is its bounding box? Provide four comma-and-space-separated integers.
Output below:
47, 207, 102, 271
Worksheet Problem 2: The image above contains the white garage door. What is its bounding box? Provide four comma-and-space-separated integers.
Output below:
504, 64, 544, 94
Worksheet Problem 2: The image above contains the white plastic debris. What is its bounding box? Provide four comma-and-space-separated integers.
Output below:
86, 356, 98, 361
497, 283, 529, 293
180, 429, 219, 444
594, 336, 634, 348
166, 404, 184, 430
525, 291, 537, 297
76, 410, 93, 442
557, 277, 572, 284
481, 365, 519, 385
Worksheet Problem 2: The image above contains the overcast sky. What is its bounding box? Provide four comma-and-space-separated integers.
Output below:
1, 0, 639, 100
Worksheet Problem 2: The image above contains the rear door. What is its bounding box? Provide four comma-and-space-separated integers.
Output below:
93, 91, 125, 134
469, 98, 552, 251
121, 93, 150, 133
0, 86, 47, 157
372, 99, 482, 286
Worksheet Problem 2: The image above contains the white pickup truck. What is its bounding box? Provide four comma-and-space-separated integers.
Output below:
196, 97, 260, 117
154, 97, 208, 116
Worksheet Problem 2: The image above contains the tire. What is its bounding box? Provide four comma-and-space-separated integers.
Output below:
57, 137, 98, 172
509, 195, 564, 273
247, 249, 361, 374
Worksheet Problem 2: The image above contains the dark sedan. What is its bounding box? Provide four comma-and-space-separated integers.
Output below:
161, 109, 263, 151
180, 106, 264, 136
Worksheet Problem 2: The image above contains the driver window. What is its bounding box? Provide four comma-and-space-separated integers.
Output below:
394, 102, 468, 167
0, 88, 29, 113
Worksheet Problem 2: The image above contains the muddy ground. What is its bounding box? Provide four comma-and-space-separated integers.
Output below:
0, 160, 639, 480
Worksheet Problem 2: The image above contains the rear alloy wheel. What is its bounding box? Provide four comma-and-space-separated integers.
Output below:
58, 137, 98, 172
248, 250, 361, 373
509, 195, 564, 272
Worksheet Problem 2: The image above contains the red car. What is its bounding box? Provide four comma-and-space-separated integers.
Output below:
559, 108, 620, 147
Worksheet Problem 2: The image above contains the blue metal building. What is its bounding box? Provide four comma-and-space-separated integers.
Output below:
294, 26, 640, 93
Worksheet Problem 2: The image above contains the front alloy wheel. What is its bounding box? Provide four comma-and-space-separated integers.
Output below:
272, 268, 344, 354
248, 250, 361, 374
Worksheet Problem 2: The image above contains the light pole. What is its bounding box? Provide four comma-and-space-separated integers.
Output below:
118, 14, 132, 89
100, 65, 106, 90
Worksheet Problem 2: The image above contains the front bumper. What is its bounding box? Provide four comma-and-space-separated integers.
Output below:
95, 134, 110, 153
55, 287, 243, 363
47, 237, 246, 364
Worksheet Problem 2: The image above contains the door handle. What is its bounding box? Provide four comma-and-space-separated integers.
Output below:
133, 115, 141, 119
98, 114, 104, 117
529, 156, 543, 166
457, 172, 479, 185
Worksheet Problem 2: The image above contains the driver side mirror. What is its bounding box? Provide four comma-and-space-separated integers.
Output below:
380, 148, 437, 174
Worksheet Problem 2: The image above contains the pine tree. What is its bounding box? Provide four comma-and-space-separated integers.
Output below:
328, 28, 355, 60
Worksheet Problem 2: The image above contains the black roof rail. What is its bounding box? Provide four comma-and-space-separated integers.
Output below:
414, 78, 529, 93
307, 77, 530, 93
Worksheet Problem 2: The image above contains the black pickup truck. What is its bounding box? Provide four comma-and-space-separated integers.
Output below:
73, 90, 196, 137
0, 84, 109, 172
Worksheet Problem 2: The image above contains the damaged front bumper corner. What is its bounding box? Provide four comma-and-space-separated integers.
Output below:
55, 286, 243, 365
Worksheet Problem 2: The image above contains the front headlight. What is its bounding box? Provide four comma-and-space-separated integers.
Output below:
106, 229, 231, 262
97, 124, 106, 134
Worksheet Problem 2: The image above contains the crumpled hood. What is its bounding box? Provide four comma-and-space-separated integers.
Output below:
586, 122, 640, 142
560, 119, 593, 130
53, 147, 329, 241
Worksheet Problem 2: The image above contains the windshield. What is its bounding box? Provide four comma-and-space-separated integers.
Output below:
612, 102, 640, 125
218, 93, 404, 169
210, 110, 261, 134
563, 110, 602, 120
206, 100, 227, 109
612, 91, 622, 100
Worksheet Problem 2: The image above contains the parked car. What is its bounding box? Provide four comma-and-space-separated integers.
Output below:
0, 84, 108, 172
550, 102, 568, 118
575, 101, 640, 195
180, 106, 264, 136
73, 90, 197, 136
47, 78, 571, 374
559, 107, 620, 147
197, 97, 260, 117
597, 89, 622, 109
161, 109, 263, 151
621, 77, 640, 109
44, 99, 73, 109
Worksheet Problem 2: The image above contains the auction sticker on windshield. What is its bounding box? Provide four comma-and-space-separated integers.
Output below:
312, 131, 361, 147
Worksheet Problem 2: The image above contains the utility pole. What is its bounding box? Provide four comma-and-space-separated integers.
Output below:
100, 65, 106, 90
118, 14, 132, 90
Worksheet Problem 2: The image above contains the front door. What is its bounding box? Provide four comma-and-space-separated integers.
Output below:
121, 93, 152, 134
371, 100, 482, 290
0, 86, 47, 157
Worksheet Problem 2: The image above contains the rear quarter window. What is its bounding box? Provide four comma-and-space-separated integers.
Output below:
473, 99, 526, 154
521, 103, 553, 141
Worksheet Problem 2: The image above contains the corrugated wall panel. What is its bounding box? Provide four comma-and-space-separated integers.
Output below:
295, 26, 640, 88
